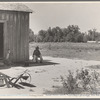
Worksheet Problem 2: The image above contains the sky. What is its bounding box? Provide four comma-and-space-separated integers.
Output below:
25, 2, 100, 34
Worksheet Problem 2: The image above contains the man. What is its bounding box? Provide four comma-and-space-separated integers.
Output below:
33, 46, 43, 63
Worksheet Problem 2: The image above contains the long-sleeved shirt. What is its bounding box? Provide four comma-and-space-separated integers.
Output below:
33, 49, 41, 57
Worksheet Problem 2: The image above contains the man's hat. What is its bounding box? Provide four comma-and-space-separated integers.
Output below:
36, 46, 39, 49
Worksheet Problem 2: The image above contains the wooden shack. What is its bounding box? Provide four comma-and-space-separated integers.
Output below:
0, 3, 32, 63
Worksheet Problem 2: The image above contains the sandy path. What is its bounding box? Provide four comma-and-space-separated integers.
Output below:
0, 56, 100, 97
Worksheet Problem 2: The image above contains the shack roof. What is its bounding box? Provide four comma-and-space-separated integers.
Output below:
0, 3, 33, 13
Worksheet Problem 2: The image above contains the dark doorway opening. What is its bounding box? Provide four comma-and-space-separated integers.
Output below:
0, 23, 4, 59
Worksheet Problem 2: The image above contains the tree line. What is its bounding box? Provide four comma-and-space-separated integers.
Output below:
29, 25, 100, 43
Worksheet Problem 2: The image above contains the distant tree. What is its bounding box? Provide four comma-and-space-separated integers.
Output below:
66, 25, 81, 42
38, 30, 47, 42
47, 27, 53, 36
82, 33, 88, 43
51, 27, 57, 42
66, 32, 74, 42
56, 26, 63, 42
29, 28, 34, 42
46, 27, 53, 42
62, 28, 69, 36
35, 25, 95, 43
67, 25, 80, 33
75, 34, 84, 42
33, 35, 38, 42
61, 28, 68, 42
88, 29, 98, 41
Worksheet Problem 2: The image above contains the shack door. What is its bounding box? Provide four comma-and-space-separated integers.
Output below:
0, 23, 3, 59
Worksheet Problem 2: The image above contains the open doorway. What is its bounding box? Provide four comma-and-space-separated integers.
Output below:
0, 23, 4, 59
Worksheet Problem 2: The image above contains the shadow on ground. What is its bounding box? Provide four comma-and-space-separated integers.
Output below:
19, 82, 36, 87
0, 64, 11, 70
0, 59, 59, 69
26, 60, 59, 67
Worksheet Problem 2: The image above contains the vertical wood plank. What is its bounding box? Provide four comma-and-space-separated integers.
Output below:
16, 12, 21, 62
5, 12, 10, 59
20, 12, 24, 62
25, 13, 29, 61
9, 12, 14, 62
23, 13, 29, 62
4, 21, 7, 59
4, 12, 9, 59
24, 13, 27, 61
12, 12, 16, 62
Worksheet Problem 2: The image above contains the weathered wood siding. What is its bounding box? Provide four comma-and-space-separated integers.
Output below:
0, 11, 29, 62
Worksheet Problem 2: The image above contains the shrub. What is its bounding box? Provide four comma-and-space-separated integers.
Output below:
60, 68, 100, 94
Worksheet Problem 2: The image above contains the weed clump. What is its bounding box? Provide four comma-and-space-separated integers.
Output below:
60, 69, 100, 94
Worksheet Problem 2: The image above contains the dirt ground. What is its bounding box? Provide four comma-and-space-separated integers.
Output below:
0, 56, 100, 98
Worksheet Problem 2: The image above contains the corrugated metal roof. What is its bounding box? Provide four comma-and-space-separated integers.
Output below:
0, 3, 33, 13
